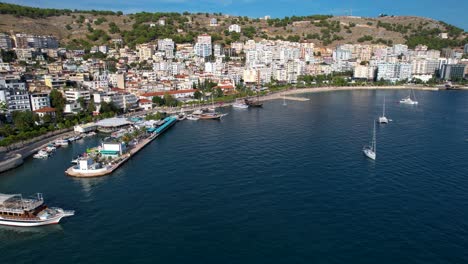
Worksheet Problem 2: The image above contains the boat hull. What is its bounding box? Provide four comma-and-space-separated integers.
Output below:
378, 117, 388, 124
0, 214, 71, 227
363, 148, 376, 160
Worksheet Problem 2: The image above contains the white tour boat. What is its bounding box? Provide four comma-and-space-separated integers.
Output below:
0, 193, 74, 227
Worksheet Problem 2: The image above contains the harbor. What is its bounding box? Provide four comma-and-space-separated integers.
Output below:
65, 116, 178, 177
1, 90, 467, 263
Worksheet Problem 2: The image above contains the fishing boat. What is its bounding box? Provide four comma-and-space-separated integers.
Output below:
400, 89, 418, 105
363, 121, 377, 160
33, 150, 49, 159
0, 193, 74, 227
233, 100, 249, 109
378, 97, 389, 124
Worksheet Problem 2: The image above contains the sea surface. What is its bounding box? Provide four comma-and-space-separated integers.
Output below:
0, 89, 467, 263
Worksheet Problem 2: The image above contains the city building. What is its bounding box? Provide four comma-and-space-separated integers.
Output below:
65, 89, 91, 102
14, 34, 59, 49
30, 92, 50, 111
439, 64, 466, 80
44, 75, 67, 89
353, 65, 376, 80
377, 63, 412, 82
0, 33, 13, 49
209, 18, 218, 27
137, 44, 155, 61
33, 107, 56, 118
0, 89, 31, 112
228, 24, 241, 33
194, 34, 212, 58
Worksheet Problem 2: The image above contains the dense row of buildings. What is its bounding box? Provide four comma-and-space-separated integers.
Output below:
0, 31, 467, 118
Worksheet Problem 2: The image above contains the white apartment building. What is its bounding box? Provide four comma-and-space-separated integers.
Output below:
94, 92, 138, 111
157, 38, 175, 58
30, 93, 50, 111
0, 89, 31, 112
65, 89, 91, 102
353, 65, 376, 80
0, 78, 27, 90
411, 59, 439, 75
194, 34, 212, 58
377, 63, 412, 82
228, 24, 241, 33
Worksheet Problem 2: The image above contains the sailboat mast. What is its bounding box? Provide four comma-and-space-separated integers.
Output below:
373, 121, 376, 152
383, 96, 386, 116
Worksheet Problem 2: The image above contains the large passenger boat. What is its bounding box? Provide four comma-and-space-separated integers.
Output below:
0, 193, 74, 227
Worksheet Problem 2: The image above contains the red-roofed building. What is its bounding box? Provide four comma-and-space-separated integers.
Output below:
34, 107, 56, 118
138, 98, 153, 111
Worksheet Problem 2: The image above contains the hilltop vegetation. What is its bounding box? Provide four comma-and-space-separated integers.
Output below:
0, 2, 466, 50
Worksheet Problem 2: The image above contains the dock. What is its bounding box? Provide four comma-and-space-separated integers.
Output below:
65, 117, 177, 178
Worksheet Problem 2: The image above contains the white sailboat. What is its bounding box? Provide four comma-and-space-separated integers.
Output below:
363, 121, 376, 160
400, 89, 418, 105
282, 92, 287, 106
378, 96, 389, 124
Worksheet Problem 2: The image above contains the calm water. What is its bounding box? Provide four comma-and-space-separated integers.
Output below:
0, 89, 467, 263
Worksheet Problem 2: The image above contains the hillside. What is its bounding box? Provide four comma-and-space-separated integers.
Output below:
0, 2, 466, 50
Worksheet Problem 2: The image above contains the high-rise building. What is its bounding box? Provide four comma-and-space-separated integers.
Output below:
439, 64, 466, 80
0, 33, 13, 49
377, 63, 412, 82
157, 38, 175, 58
194, 34, 212, 58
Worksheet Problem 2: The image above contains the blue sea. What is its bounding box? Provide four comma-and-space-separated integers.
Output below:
0, 89, 467, 263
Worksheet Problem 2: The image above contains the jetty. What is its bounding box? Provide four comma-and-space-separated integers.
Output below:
66, 117, 178, 178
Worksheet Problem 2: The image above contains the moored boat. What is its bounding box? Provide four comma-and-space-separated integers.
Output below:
0, 193, 74, 227
55, 139, 69, 146
186, 114, 200, 121
33, 150, 49, 159
233, 100, 249, 109
198, 113, 224, 120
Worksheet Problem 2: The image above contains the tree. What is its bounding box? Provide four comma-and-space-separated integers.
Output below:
194, 90, 202, 100
100, 101, 118, 114
214, 87, 224, 98
87, 99, 96, 114
49, 89, 66, 113
12, 111, 36, 132
152, 96, 165, 106
163, 93, 177, 107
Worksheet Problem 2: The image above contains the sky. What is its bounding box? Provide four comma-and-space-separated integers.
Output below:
5, 0, 468, 30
